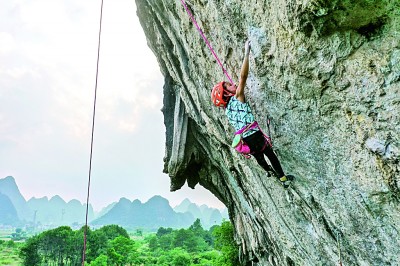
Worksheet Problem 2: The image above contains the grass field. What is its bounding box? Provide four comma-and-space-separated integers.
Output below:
0, 229, 22, 265
0, 242, 22, 266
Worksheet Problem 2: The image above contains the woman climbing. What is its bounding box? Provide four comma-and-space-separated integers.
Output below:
211, 40, 294, 188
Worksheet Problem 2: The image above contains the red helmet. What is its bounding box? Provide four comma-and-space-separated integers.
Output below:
211, 82, 234, 107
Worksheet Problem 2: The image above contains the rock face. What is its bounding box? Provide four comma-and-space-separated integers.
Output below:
135, 0, 399, 265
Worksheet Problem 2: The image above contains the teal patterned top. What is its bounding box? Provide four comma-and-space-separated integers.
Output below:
225, 96, 259, 138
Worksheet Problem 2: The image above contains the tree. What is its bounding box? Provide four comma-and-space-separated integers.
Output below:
86, 224, 129, 263
135, 229, 143, 236
148, 235, 158, 251
193, 250, 220, 265
189, 219, 204, 234
97, 224, 129, 240
172, 225, 209, 253
170, 248, 191, 266
19, 226, 82, 266
107, 236, 137, 266
86, 228, 107, 263
156, 227, 173, 238
87, 254, 108, 266
19, 225, 135, 266
212, 221, 240, 266
19, 236, 41, 266
37, 226, 79, 266
172, 229, 189, 248
70, 228, 84, 265
158, 233, 173, 250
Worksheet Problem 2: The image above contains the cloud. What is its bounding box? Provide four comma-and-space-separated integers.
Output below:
0, 32, 15, 54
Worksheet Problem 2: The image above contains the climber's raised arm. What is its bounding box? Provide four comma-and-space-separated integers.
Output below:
236, 40, 251, 103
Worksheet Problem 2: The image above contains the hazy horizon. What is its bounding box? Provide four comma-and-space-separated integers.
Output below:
2, 175, 224, 213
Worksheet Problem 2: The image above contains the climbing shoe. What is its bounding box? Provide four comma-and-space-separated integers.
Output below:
280, 175, 294, 188
264, 165, 275, 177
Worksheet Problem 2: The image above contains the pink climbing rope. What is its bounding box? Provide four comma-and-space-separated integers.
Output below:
180, 0, 234, 84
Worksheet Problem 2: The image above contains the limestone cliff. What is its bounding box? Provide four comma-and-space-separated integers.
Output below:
135, 0, 400, 265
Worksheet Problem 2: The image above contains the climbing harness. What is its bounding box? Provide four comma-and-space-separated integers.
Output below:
82, 0, 104, 265
179, 0, 234, 84
232, 121, 272, 159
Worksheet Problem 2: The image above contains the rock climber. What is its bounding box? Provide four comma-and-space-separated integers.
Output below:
211, 40, 294, 188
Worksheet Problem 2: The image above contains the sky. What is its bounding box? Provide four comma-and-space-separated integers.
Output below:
0, 0, 224, 211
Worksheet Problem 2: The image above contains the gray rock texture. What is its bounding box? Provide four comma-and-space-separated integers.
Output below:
135, 0, 400, 265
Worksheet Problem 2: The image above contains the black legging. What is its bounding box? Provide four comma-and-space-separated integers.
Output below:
243, 131, 285, 178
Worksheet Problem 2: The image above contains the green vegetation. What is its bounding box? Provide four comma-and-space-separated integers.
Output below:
10, 219, 239, 265
212, 221, 240, 266
0, 240, 23, 265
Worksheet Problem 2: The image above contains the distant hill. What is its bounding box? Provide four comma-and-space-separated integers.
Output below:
173, 199, 229, 228
0, 176, 31, 221
27, 196, 95, 226
173, 198, 192, 213
0, 192, 19, 225
91, 196, 195, 230
0, 176, 95, 227
96, 202, 117, 218
0, 176, 229, 230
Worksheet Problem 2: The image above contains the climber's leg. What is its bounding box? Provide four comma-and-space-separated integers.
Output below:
263, 144, 295, 188
244, 130, 294, 188
263, 146, 285, 178
252, 152, 273, 176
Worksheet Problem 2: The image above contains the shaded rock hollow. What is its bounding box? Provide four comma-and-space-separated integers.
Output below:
135, 0, 400, 265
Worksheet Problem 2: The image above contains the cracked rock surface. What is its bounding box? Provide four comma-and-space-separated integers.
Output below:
135, 0, 400, 265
